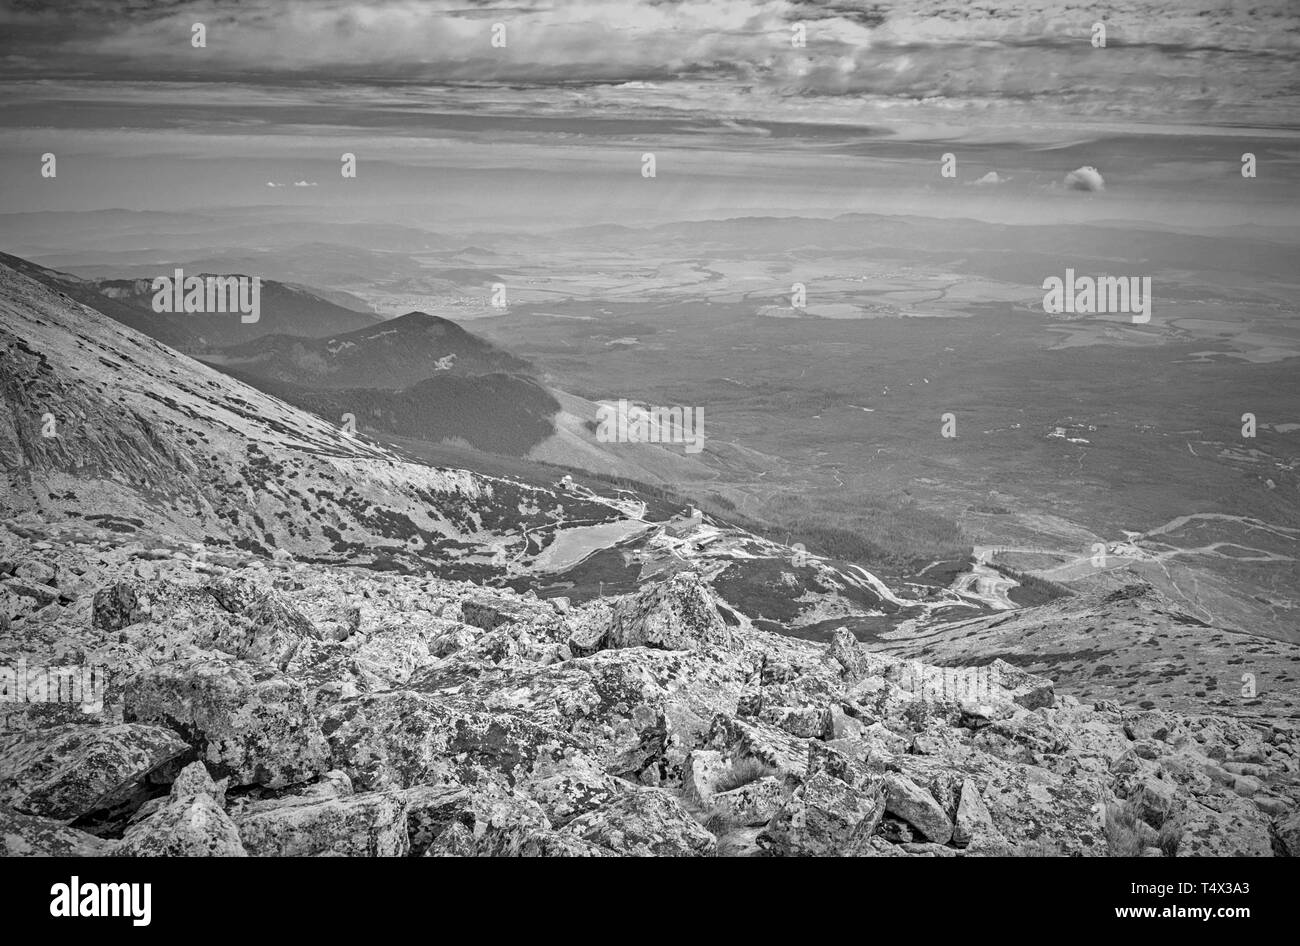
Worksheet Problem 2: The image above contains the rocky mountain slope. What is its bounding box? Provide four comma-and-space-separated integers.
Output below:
875, 584, 1300, 721
1, 534, 1296, 857
0, 260, 629, 579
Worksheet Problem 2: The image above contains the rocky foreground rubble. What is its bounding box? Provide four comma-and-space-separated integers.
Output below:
2, 533, 1298, 857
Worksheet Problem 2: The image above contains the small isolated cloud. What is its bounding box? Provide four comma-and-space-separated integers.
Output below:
968, 171, 1007, 186
265, 181, 282, 188
1064, 166, 1105, 192
293, 180, 318, 187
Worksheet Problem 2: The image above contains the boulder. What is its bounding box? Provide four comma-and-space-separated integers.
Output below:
952, 778, 1002, 850
884, 772, 953, 844
1169, 795, 1274, 857
124, 657, 328, 788
1275, 810, 1300, 857
405, 783, 590, 856
198, 578, 321, 668
706, 713, 809, 778
91, 581, 145, 631
234, 789, 408, 857
320, 690, 580, 790
117, 762, 245, 857
521, 760, 627, 828
759, 771, 884, 856
0, 722, 189, 819
710, 776, 785, 827
565, 787, 716, 856
606, 573, 734, 652
0, 808, 113, 856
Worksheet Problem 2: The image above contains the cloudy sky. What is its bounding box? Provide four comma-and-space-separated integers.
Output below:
1, 0, 1298, 227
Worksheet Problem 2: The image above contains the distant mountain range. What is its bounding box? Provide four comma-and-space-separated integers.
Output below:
0, 252, 381, 351
0, 251, 756, 471
204, 310, 530, 388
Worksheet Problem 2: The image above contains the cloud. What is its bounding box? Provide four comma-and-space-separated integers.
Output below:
265, 181, 282, 187
1, 2, 1296, 148
293, 180, 318, 187
1064, 166, 1105, 192
968, 171, 1007, 186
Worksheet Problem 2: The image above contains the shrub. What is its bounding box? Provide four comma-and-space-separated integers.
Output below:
715, 757, 776, 793
1104, 800, 1144, 856
1157, 816, 1184, 857
1017, 836, 1062, 857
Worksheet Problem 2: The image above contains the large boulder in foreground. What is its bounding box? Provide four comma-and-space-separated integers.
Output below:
759, 771, 885, 856
565, 787, 716, 856
0, 722, 189, 819
124, 657, 328, 789
1175, 795, 1275, 857
406, 783, 603, 856
606, 572, 735, 653
884, 772, 953, 844
233, 788, 408, 857
117, 762, 246, 857
0, 808, 113, 856
319, 691, 581, 791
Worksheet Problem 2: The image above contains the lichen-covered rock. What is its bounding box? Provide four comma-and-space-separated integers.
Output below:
320, 690, 581, 790
1276, 810, 1300, 857
405, 782, 600, 856
117, 762, 245, 857
706, 713, 809, 778
0, 808, 114, 856
606, 572, 734, 653
952, 778, 1003, 850
884, 773, 953, 844
234, 789, 408, 856
1176, 795, 1275, 857
0, 722, 189, 819
197, 578, 321, 668
710, 776, 785, 826
759, 771, 884, 856
124, 657, 328, 788
461, 595, 542, 632
91, 580, 146, 631
683, 748, 731, 805
565, 787, 716, 856
519, 757, 627, 827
